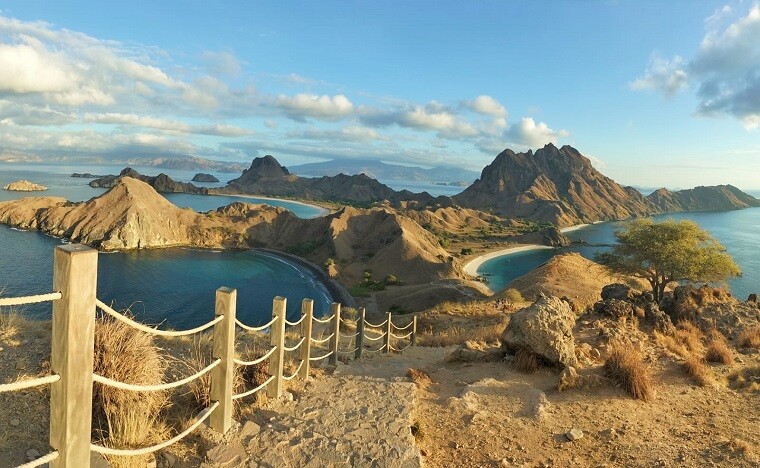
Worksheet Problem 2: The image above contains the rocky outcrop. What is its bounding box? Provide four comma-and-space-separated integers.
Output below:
89, 168, 208, 194
71, 173, 103, 178
3, 180, 48, 191
454, 144, 655, 227
508, 226, 569, 247
501, 294, 577, 367
192, 173, 219, 183
647, 185, 760, 212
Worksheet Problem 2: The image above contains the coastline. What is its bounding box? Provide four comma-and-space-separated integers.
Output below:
462, 244, 555, 277
208, 191, 332, 218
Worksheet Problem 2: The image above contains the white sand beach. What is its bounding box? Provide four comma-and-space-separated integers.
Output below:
463, 244, 554, 277
210, 192, 332, 217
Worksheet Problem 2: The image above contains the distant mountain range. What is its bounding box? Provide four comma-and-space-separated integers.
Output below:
113, 156, 247, 173
288, 159, 479, 185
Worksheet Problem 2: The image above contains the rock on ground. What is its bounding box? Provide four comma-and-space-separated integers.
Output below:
501, 294, 577, 367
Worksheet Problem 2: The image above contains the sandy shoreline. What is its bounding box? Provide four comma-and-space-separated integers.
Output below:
462, 244, 555, 277
208, 192, 332, 218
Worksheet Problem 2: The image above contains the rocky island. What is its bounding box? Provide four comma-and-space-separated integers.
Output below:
3, 180, 48, 191
191, 173, 219, 183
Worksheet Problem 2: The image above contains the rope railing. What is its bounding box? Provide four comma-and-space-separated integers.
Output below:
282, 360, 305, 381
0, 374, 60, 393
363, 331, 386, 341
284, 315, 306, 327
96, 299, 223, 337
339, 332, 358, 339
364, 318, 387, 328
390, 331, 414, 340
232, 375, 275, 400
338, 347, 360, 354
282, 336, 306, 352
233, 346, 276, 367
363, 345, 386, 355
16, 451, 59, 468
236, 315, 278, 332
90, 402, 219, 457
0, 291, 61, 308
392, 321, 414, 331
390, 342, 413, 353
312, 314, 335, 324
92, 359, 221, 392
309, 350, 333, 361
310, 333, 334, 345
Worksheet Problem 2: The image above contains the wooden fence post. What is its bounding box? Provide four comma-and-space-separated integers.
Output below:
355, 307, 365, 360
299, 299, 313, 380
411, 316, 417, 347
384, 311, 392, 354
210, 287, 236, 433
328, 302, 341, 366
267, 296, 286, 399
50, 244, 98, 468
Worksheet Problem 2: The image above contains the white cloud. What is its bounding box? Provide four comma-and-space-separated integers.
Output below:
463, 95, 507, 117
505, 118, 569, 147
83, 113, 252, 137
201, 50, 242, 77
633, 5, 760, 129
276, 93, 354, 120
288, 125, 382, 142
630, 54, 689, 96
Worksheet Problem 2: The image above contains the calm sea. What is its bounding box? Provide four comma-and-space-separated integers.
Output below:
478, 197, 760, 300
0, 164, 331, 327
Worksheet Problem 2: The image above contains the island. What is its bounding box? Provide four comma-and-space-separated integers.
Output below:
191, 173, 220, 183
3, 180, 48, 191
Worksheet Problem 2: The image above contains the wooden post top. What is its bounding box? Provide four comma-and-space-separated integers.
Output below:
55, 244, 97, 255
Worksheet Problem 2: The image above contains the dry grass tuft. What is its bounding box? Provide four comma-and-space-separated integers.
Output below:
407, 368, 432, 387
728, 366, 760, 393
705, 334, 734, 365
92, 316, 169, 468
0, 307, 23, 345
184, 335, 247, 409
675, 322, 704, 355
738, 326, 760, 349
603, 342, 654, 401
513, 346, 540, 374
683, 356, 714, 386
417, 320, 506, 347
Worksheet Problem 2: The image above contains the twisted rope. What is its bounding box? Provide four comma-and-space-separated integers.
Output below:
0, 292, 61, 307
310, 333, 334, 344
234, 347, 276, 366
93, 359, 220, 392
309, 350, 333, 361
363, 345, 386, 355
339, 332, 358, 339
364, 318, 387, 328
90, 402, 219, 456
284, 315, 306, 327
391, 331, 413, 340
390, 342, 413, 353
363, 332, 386, 342
236, 315, 278, 332
232, 375, 275, 400
16, 451, 59, 468
312, 314, 335, 324
0, 374, 60, 393
338, 347, 359, 354
97, 300, 222, 337
282, 360, 305, 381
282, 336, 306, 352
392, 320, 414, 331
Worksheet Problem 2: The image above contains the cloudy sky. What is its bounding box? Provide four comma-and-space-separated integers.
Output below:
0, 1, 759, 189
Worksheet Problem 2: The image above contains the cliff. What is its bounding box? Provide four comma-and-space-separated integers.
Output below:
454, 144, 654, 227
89, 168, 208, 194
647, 185, 760, 212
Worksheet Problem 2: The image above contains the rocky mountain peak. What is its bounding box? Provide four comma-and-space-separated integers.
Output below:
229, 155, 290, 186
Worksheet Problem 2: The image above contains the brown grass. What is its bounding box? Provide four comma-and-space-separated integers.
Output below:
603, 342, 654, 401
683, 356, 714, 386
705, 335, 734, 365
0, 307, 22, 345
417, 320, 506, 347
738, 326, 760, 349
728, 366, 760, 393
675, 322, 704, 355
407, 368, 432, 387
184, 334, 247, 409
92, 316, 169, 468
513, 346, 539, 374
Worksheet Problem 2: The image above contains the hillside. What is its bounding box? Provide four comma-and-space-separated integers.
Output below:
0, 178, 457, 286
115, 155, 247, 173
222, 155, 430, 204
647, 185, 760, 212
454, 144, 654, 227
289, 159, 479, 184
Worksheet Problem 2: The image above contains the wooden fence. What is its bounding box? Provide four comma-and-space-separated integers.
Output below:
0, 244, 416, 468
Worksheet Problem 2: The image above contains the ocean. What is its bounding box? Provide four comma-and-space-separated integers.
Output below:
0, 164, 331, 328
478, 199, 760, 300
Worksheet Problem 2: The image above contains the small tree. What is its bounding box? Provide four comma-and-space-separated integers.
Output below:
596, 218, 740, 302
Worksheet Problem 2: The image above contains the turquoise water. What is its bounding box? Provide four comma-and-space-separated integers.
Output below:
0, 164, 331, 327
478, 203, 760, 300
0, 163, 325, 218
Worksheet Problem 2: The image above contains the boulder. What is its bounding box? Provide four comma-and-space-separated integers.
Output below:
748, 293, 758, 303
644, 302, 675, 335
601, 283, 633, 301
593, 298, 635, 319
501, 294, 577, 367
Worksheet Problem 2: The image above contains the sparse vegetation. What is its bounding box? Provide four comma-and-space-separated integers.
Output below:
460, 248, 473, 255
738, 326, 760, 348
501, 288, 524, 303
407, 368, 432, 387
603, 342, 654, 401
513, 346, 539, 374
683, 356, 714, 386
705, 330, 734, 365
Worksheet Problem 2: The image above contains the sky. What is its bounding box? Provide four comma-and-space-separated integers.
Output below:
0, 1, 759, 189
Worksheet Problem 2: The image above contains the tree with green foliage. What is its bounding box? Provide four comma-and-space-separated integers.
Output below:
596, 218, 740, 302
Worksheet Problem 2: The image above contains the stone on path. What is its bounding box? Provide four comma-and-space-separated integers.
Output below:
566, 428, 584, 441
